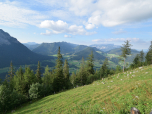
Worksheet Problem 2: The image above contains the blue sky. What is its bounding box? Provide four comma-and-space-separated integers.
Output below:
0, 0, 152, 50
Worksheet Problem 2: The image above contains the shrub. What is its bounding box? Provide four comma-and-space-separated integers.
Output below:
29, 83, 43, 99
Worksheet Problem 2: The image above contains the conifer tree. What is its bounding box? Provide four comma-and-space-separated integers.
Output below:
86, 51, 94, 75
139, 50, 144, 63
43, 65, 51, 85
133, 54, 140, 67
70, 72, 76, 86
35, 61, 42, 83
145, 41, 152, 64
120, 40, 132, 72
13, 66, 25, 94
8, 61, 15, 81
53, 47, 64, 92
78, 57, 87, 85
100, 58, 109, 77
63, 59, 70, 89
24, 66, 36, 95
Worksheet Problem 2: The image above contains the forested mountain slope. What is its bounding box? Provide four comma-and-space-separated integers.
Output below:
0, 29, 54, 68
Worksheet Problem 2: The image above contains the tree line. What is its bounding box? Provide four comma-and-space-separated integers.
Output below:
0, 41, 152, 113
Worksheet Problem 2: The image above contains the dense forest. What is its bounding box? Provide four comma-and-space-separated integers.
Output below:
0, 40, 152, 113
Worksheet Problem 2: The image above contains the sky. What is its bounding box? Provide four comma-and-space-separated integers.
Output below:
0, 0, 152, 50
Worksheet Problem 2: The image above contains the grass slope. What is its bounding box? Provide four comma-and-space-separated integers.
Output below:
9, 65, 152, 114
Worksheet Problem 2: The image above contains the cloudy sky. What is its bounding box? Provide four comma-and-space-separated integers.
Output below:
0, 0, 152, 50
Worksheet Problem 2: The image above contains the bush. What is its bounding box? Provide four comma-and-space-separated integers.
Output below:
0, 85, 27, 113
29, 83, 43, 99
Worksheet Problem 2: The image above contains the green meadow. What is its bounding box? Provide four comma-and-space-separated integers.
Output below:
9, 65, 152, 114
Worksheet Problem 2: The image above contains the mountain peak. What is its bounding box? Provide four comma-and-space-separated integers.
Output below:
0, 29, 19, 45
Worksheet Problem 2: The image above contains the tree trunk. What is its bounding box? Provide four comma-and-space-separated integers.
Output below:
123, 58, 125, 72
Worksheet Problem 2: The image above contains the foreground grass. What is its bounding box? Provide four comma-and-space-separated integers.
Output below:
9, 65, 152, 114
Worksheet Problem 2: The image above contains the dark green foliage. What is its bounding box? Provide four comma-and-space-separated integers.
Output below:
120, 40, 132, 72
139, 50, 144, 62
24, 66, 37, 95
35, 61, 42, 83
70, 72, 76, 86
53, 47, 64, 92
145, 41, 152, 64
42, 65, 52, 85
63, 59, 71, 89
71, 47, 105, 60
77, 57, 87, 85
0, 85, 27, 113
28, 83, 43, 99
8, 61, 15, 81
115, 65, 122, 73
13, 66, 26, 94
86, 51, 95, 75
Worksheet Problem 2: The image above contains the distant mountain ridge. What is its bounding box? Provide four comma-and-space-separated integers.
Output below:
90, 44, 121, 52
0, 29, 54, 68
23, 42, 41, 51
71, 47, 106, 60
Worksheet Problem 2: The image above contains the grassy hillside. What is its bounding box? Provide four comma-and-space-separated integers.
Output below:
9, 65, 152, 114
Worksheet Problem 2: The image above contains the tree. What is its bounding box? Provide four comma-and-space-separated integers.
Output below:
8, 61, 15, 81
13, 66, 25, 94
63, 59, 70, 89
78, 57, 87, 85
120, 40, 132, 72
53, 47, 64, 92
70, 72, 76, 86
43, 65, 51, 85
100, 58, 109, 78
145, 41, 152, 64
139, 50, 144, 63
35, 61, 42, 83
133, 54, 140, 67
24, 66, 36, 95
86, 51, 94, 75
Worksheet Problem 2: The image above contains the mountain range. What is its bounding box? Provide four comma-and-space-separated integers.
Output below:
0, 29, 54, 68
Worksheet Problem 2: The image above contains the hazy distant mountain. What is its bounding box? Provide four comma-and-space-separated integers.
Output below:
23, 42, 41, 50
90, 44, 121, 52
106, 48, 140, 63
71, 47, 106, 60
33, 42, 78, 55
0, 29, 54, 68
106, 48, 139, 55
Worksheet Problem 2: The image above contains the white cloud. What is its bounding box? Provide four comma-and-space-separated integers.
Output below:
64, 35, 71, 38
85, 23, 95, 29
40, 20, 95, 35
92, 38, 140, 43
40, 30, 51, 35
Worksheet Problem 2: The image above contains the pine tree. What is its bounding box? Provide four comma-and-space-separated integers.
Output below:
139, 50, 144, 63
24, 66, 36, 95
100, 58, 109, 78
78, 57, 87, 85
120, 40, 132, 72
145, 41, 152, 64
70, 72, 76, 86
86, 51, 94, 75
8, 61, 15, 81
43, 65, 51, 85
63, 59, 70, 89
13, 66, 25, 94
133, 54, 140, 67
35, 61, 42, 83
53, 47, 64, 92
